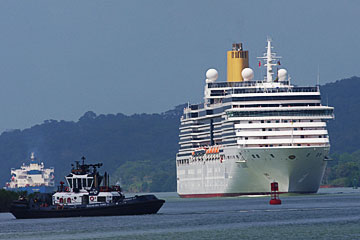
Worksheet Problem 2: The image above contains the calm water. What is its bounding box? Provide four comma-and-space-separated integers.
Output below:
1, 188, 360, 240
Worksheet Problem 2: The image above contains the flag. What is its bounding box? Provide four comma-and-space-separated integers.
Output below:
259, 61, 261, 67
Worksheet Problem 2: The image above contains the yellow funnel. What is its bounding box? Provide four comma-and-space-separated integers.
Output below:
227, 43, 249, 82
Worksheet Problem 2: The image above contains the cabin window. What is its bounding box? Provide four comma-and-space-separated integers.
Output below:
73, 179, 76, 188
83, 179, 86, 188
68, 180, 73, 188
97, 196, 106, 202
77, 178, 82, 189
87, 179, 93, 188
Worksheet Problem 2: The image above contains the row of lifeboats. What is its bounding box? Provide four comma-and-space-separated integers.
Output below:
192, 147, 220, 156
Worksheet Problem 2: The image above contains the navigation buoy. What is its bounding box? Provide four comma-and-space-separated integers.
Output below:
269, 182, 282, 205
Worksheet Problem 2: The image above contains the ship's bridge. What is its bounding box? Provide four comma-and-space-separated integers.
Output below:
65, 174, 95, 191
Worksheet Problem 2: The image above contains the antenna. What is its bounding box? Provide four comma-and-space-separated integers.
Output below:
317, 65, 320, 86
257, 38, 282, 82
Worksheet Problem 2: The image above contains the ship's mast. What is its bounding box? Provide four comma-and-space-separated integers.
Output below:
258, 38, 281, 82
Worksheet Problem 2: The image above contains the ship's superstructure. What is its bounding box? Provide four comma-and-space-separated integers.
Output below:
6, 153, 55, 193
52, 158, 123, 205
176, 39, 334, 197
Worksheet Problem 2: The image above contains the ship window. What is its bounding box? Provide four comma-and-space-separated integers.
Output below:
87, 179, 92, 187
97, 197, 106, 202
284, 120, 288, 123
261, 120, 264, 123
252, 155, 256, 158
276, 120, 279, 123
249, 121, 252, 124
73, 179, 76, 188
270, 154, 275, 158
301, 135, 305, 138
68, 180, 73, 188
77, 178, 82, 189
245, 137, 248, 140
262, 128, 265, 131
256, 154, 260, 158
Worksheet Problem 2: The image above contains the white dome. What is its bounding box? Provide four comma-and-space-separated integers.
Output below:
206, 69, 218, 82
278, 69, 287, 81
241, 68, 254, 81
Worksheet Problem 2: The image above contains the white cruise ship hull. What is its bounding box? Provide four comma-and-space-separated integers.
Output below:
177, 146, 328, 197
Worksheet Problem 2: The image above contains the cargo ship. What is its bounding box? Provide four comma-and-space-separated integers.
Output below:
5, 153, 55, 193
176, 39, 334, 197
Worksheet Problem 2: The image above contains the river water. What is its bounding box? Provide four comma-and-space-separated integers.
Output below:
1, 188, 360, 240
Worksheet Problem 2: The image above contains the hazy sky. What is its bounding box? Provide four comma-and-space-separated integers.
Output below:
0, 0, 359, 132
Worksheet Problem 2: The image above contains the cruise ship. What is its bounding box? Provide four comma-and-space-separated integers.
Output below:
176, 39, 334, 197
5, 153, 55, 193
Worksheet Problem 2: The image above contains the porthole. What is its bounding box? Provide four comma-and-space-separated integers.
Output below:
288, 155, 296, 160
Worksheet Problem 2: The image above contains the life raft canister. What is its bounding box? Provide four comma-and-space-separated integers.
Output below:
90, 196, 95, 201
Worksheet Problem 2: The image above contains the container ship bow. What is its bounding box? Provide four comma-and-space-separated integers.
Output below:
176, 39, 334, 198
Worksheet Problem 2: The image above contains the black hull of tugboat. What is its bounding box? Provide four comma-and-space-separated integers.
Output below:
10, 195, 165, 219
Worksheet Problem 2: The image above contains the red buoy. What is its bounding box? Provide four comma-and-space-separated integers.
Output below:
269, 182, 282, 205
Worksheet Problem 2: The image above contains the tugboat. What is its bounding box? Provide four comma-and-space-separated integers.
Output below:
10, 157, 165, 219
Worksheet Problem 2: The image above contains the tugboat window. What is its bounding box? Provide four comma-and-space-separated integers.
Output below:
82, 179, 86, 188
87, 179, 93, 188
97, 196, 106, 202
78, 178, 82, 189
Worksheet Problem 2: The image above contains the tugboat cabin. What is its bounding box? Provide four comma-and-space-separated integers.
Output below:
52, 157, 123, 206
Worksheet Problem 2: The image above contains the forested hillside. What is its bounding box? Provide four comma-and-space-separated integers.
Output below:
320, 76, 360, 153
0, 77, 360, 192
0, 105, 185, 192
320, 76, 360, 186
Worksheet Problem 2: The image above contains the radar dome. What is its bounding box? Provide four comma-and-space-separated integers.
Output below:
278, 69, 287, 81
241, 68, 254, 81
206, 69, 218, 82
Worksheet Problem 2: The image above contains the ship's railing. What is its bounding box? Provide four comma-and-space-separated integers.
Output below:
208, 81, 290, 88
227, 109, 334, 118
230, 86, 318, 94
